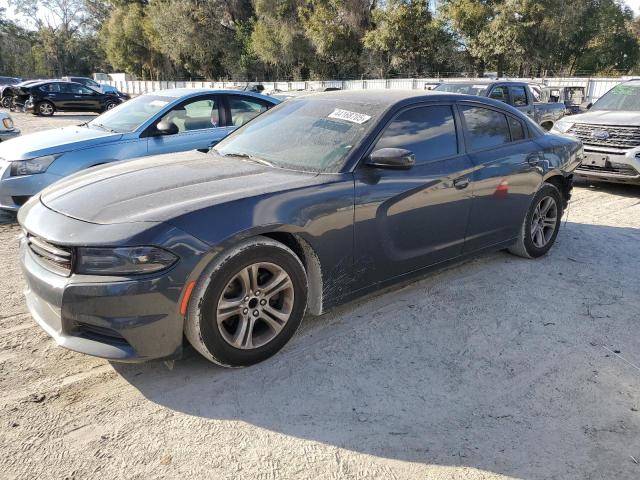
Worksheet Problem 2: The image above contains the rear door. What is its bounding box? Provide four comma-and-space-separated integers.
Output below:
41, 83, 73, 110
146, 95, 226, 154
459, 103, 542, 252
63, 83, 101, 111
353, 103, 474, 287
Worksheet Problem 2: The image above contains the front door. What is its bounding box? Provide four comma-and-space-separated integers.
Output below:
147, 95, 228, 154
353, 104, 474, 288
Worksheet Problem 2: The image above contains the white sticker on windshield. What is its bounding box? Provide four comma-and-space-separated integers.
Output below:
328, 108, 371, 124
473, 85, 487, 89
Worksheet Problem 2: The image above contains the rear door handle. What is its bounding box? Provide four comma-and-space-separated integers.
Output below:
453, 177, 470, 189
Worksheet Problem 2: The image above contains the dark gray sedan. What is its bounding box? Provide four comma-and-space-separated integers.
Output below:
18, 91, 583, 367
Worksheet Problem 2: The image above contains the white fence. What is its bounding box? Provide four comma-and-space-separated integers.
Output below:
105, 76, 633, 102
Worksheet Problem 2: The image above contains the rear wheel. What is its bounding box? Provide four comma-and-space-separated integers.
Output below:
0, 96, 11, 109
185, 236, 308, 367
37, 101, 55, 116
509, 183, 563, 258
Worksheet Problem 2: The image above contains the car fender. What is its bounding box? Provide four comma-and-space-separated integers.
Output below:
47, 139, 148, 176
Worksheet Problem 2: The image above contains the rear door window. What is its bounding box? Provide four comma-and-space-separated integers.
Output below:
460, 105, 511, 150
374, 105, 458, 165
228, 96, 270, 127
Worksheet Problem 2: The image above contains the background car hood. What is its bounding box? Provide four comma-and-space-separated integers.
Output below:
565, 109, 640, 125
0, 126, 122, 161
40, 150, 319, 224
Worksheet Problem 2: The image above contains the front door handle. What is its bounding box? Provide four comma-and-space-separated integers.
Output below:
453, 177, 470, 189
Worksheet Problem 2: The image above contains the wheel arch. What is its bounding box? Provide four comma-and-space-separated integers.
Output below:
260, 232, 324, 316
543, 173, 572, 207
187, 226, 326, 317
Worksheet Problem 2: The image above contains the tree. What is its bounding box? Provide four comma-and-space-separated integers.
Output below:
300, 0, 373, 78
364, 0, 459, 77
250, 0, 314, 79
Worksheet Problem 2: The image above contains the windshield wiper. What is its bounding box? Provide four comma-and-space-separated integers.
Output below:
220, 151, 275, 167
90, 123, 118, 133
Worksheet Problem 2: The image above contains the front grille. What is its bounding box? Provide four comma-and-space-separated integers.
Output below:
577, 162, 639, 177
27, 235, 73, 276
568, 123, 640, 150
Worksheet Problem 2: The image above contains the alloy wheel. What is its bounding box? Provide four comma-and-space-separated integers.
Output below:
530, 196, 558, 248
216, 262, 294, 350
39, 103, 53, 115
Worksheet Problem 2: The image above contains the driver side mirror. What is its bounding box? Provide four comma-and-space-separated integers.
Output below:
586, 102, 593, 110
367, 148, 415, 170
155, 119, 179, 136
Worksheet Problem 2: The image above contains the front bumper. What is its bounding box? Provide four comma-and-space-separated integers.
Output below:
0, 128, 20, 142
18, 199, 210, 362
575, 146, 640, 185
0, 160, 63, 211
21, 239, 185, 361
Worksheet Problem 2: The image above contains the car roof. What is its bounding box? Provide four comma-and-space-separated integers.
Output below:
284, 88, 519, 108
151, 88, 278, 102
439, 80, 530, 85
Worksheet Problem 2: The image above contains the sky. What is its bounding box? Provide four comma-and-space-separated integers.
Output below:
2, 0, 640, 24
627, 0, 640, 15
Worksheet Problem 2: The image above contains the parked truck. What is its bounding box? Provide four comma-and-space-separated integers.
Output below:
551, 79, 640, 185
434, 80, 566, 130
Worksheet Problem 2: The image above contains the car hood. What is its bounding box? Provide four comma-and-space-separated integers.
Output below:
40, 150, 319, 224
0, 126, 122, 161
564, 109, 640, 125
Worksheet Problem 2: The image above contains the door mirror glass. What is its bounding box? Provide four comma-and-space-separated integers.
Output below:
155, 119, 179, 136
367, 148, 415, 169
586, 102, 593, 110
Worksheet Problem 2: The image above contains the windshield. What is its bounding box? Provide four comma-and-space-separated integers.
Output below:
434, 83, 488, 95
214, 96, 383, 173
87, 94, 174, 132
591, 83, 640, 111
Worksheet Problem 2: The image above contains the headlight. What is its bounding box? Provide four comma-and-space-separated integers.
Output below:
552, 121, 574, 133
75, 246, 178, 275
10, 154, 59, 176
2, 117, 13, 129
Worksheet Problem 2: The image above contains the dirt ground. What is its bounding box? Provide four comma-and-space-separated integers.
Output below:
1, 111, 639, 480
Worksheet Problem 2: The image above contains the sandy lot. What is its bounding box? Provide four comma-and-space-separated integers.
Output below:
1, 111, 639, 480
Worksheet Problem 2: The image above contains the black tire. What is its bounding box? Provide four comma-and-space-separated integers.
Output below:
0, 96, 10, 109
36, 101, 55, 116
509, 183, 563, 259
185, 236, 308, 367
104, 101, 117, 112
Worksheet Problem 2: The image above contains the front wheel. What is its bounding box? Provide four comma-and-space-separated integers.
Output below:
0, 96, 11, 109
509, 183, 563, 258
104, 101, 117, 111
185, 236, 308, 367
